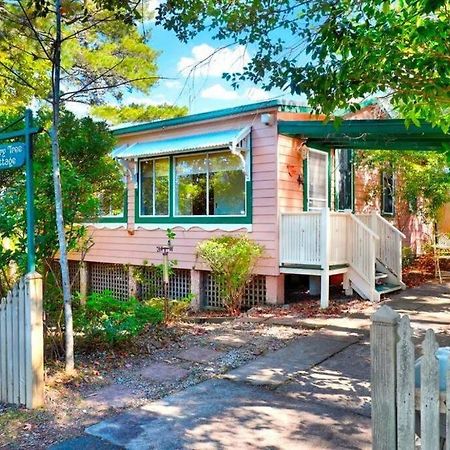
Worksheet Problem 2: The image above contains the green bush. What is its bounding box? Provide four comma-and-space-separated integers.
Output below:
74, 291, 163, 347
197, 235, 264, 315
146, 294, 194, 321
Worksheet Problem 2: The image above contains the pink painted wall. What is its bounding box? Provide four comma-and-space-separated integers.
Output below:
73, 109, 284, 276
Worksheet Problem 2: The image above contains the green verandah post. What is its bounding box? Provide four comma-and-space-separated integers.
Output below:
24, 109, 36, 273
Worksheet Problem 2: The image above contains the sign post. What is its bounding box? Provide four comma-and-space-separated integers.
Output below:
0, 110, 40, 273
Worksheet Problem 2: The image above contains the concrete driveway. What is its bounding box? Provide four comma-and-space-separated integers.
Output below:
51, 282, 450, 450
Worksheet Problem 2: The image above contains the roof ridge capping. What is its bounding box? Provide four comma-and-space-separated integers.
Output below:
112, 99, 311, 136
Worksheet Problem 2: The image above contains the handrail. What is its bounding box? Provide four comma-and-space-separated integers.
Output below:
375, 213, 406, 239
349, 213, 380, 240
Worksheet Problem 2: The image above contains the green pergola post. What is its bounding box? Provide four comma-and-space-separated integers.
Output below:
25, 109, 36, 273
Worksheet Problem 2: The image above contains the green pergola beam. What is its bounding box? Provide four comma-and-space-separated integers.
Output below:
278, 119, 450, 150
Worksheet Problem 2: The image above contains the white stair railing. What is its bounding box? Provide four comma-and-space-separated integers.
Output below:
348, 214, 379, 301
357, 213, 405, 283
280, 212, 321, 266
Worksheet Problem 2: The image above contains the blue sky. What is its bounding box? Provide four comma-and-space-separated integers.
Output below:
66, 5, 306, 118
146, 25, 293, 114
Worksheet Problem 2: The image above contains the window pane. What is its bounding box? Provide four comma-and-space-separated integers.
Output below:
336, 149, 353, 210
99, 190, 124, 217
208, 152, 246, 216
140, 160, 153, 215
155, 158, 169, 215
382, 172, 394, 214
175, 154, 207, 215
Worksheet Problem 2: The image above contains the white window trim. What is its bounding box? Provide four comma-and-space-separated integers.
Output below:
307, 148, 329, 211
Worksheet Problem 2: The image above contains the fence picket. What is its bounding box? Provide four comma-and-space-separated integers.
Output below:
421, 329, 440, 450
396, 315, 415, 450
0, 274, 43, 409
447, 355, 450, 450
0, 298, 5, 401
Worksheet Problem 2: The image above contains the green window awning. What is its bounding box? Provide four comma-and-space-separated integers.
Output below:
113, 127, 251, 160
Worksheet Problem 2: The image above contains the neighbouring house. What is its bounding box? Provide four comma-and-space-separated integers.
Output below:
67, 99, 448, 309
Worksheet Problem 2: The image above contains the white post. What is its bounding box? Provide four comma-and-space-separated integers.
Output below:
25, 272, 44, 409
320, 207, 330, 309
371, 305, 400, 450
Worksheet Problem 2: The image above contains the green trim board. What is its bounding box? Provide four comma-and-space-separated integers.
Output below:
278, 119, 450, 150
113, 100, 311, 136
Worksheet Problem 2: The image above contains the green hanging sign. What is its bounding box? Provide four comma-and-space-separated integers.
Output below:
0, 142, 26, 170
0, 110, 41, 273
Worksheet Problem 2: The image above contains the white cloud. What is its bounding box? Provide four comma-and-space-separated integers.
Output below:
201, 84, 240, 100
65, 101, 90, 117
245, 87, 271, 101
164, 80, 182, 90
200, 84, 272, 102
178, 44, 251, 77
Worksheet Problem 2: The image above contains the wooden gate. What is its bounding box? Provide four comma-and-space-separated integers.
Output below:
0, 272, 44, 409
372, 305, 449, 449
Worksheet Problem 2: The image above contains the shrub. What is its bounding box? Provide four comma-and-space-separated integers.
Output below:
74, 291, 163, 347
197, 235, 264, 315
146, 294, 194, 322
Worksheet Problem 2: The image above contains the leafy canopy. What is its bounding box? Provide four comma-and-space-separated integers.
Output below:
0, 109, 123, 291
157, 0, 450, 130
91, 103, 188, 125
0, 1, 159, 111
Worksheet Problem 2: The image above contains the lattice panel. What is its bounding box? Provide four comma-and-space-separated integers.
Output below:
88, 262, 129, 301
50, 260, 81, 293
139, 267, 191, 300
244, 275, 267, 308
201, 272, 266, 309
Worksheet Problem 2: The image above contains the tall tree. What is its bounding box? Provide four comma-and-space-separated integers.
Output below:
91, 103, 188, 124
0, 0, 160, 371
157, 0, 450, 133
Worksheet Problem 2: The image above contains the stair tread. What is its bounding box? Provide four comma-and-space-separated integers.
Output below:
375, 283, 402, 293
375, 272, 388, 279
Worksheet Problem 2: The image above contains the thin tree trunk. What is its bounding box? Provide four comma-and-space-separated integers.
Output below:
52, 0, 74, 371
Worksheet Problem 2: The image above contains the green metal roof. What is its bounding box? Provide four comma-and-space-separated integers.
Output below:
278, 119, 450, 151
113, 128, 251, 159
113, 100, 310, 136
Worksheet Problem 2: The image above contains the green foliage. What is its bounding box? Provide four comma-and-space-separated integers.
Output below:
197, 235, 263, 314
74, 291, 163, 347
146, 295, 194, 320
0, 109, 122, 289
157, 0, 450, 133
357, 150, 449, 221
91, 103, 188, 125
0, 1, 175, 112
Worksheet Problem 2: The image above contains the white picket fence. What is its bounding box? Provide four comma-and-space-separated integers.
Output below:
372, 305, 448, 449
0, 272, 44, 409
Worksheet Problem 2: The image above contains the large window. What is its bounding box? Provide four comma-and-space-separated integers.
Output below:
175, 151, 246, 217
382, 171, 395, 215
335, 148, 353, 211
140, 158, 169, 216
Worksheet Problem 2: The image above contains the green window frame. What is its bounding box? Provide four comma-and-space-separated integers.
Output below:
335, 148, 354, 211
135, 146, 252, 225
139, 157, 170, 217
98, 187, 128, 223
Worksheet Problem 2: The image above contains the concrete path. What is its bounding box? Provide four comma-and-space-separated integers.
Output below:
50, 281, 450, 450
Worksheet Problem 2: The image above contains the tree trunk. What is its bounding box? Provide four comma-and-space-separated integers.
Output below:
51, 0, 74, 371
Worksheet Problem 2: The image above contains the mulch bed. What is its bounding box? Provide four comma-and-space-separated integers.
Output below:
402, 252, 449, 287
